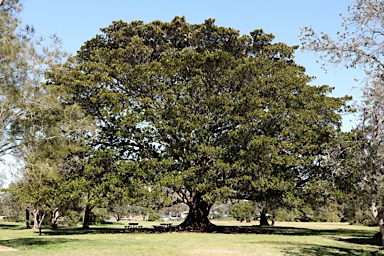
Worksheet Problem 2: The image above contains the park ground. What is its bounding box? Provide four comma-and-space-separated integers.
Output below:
0, 220, 383, 255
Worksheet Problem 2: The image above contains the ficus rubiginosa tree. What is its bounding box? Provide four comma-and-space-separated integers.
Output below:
48, 17, 350, 231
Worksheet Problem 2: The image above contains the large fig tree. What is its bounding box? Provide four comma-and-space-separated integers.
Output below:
48, 17, 349, 231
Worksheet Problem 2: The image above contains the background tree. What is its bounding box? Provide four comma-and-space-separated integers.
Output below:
0, 188, 24, 222
0, 0, 70, 190
300, 0, 384, 246
62, 148, 135, 229
108, 201, 130, 222
230, 201, 255, 222
10, 105, 91, 230
0, 0, 27, 162
351, 94, 384, 241
7, 78, 135, 229
48, 17, 350, 231
13, 138, 135, 229
0, 0, 112, 231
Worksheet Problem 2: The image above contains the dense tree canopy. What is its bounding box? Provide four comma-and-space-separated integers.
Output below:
48, 17, 350, 231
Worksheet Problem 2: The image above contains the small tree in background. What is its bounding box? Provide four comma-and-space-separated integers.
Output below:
230, 201, 255, 222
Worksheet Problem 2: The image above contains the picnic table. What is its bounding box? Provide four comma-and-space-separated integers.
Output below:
125, 222, 142, 232
160, 223, 173, 232
152, 223, 174, 233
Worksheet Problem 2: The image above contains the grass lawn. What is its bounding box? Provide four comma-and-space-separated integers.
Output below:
0, 221, 383, 256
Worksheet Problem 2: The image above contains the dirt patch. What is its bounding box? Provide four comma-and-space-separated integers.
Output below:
0, 245, 17, 251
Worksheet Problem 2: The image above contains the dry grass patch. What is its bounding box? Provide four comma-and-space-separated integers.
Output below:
0, 245, 17, 251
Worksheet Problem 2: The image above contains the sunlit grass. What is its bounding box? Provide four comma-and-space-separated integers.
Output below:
0, 221, 382, 256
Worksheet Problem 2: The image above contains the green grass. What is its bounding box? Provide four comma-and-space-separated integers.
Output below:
0, 221, 383, 256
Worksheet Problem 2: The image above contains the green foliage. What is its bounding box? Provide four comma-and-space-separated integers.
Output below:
301, 3, 384, 247
0, 191, 24, 222
230, 201, 255, 221
146, 208, 161, 222
0, 0, 70, 165
0, 0, 92, 229
108, 202, 130, 221
314, 206, 339, 222
274, 208, 300, 222
274, 202, 341, 223
47, 17, 350, 229
58, 210, 80, 227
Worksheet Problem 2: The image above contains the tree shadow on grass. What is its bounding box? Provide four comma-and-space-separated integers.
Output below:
337, 236, 382, 246
0, 223, 25, 230
235, 225, 377, 238
282, 243, 383, 256
42, 227, 127, 236
0, 237, 76, 250
255, 240, 383, 256
215, 225, 382, 250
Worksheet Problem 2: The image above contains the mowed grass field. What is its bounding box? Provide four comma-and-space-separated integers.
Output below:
0, 220, 383, 256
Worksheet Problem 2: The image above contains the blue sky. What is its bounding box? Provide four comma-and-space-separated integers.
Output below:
20, 0, 361, 130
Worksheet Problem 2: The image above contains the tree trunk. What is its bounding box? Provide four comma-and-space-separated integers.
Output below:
369, 171, 379, 220
50, 208, 59, 230
113, 213, 121, 222
82, 205, 92, 229
25, 208, 31, 229
178, 193, 215, 232
38, 212, 45, 236
367, 168, 384, 247
32, 210, 40, 230
31, 209, 46, 231
379, 219, 384, 247
259, 207, 270, 226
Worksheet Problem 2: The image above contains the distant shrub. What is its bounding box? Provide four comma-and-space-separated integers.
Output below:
147, 211, 161, 221
274, 208, 300, 222
58, 211, 80, 227
230, 201, 255, 222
